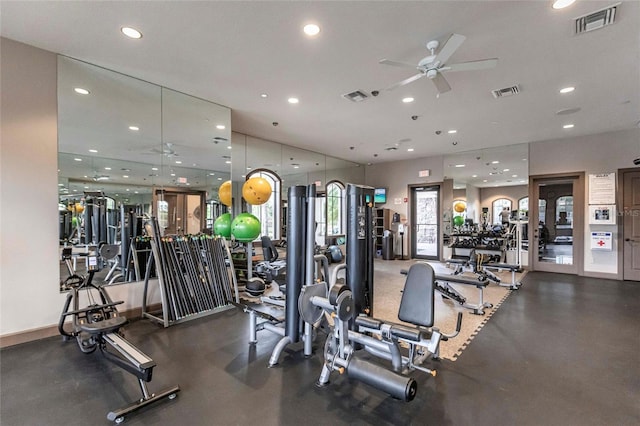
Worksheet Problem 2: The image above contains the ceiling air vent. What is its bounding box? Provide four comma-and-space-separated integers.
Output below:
491, 85, 521, 99
342, 90, 369, 102
575, 3, 619, 34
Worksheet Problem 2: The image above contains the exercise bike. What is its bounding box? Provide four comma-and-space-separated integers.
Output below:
58, 251, 180, 424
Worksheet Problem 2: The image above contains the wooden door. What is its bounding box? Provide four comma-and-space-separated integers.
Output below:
623, 170, 640, 281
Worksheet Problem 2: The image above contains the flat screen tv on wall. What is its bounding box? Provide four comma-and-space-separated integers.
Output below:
374, 188, 387, 204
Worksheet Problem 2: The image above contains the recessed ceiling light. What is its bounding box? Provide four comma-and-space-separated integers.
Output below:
512, 174, 518, 178
303, 24, 320, 36
209, 173, 215, 176
407, 148, 414, 152
560, 86, 575, 94
448, 130, 457, 134
225, 160, 231, 164
134, 191, 139, 194
129, 126, 139, 131
217, 177, 222, 181
171, 173, 176, 177
402, 97, 414, 103
503, 168, 510, 172
84, 186, 89, 189
104, 167, 111, 170
522, 158, 527, 161
472, 174, 478, 178
563, 124, 575, 129
552, 0, 576, 10
455, 164, 465, 168
216, 125, 226, 130
88, 149, 98, 153
123, 175, 129, 178
151, 167, 158, 171
520, 180, 527, 183
247, 167, 252, 170
74, 158, 82, 162
74, 88, 90, 95
260, 93, 268, 98
126, 189, 130, 192
175, 160, 182, 164
58, 183, 64, 186
121, 26, 142, 39
483, 179, 488, 183
227, 146, 232, 150
288, 97, 299, 104
491, 160, 500, 164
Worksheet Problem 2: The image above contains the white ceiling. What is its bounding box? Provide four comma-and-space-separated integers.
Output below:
2, 1, 639, 170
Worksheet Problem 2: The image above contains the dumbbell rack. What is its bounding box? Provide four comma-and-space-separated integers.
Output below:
449, 232, 506, 262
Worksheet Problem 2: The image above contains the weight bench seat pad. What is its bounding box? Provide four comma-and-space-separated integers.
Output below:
435, 274, 489, 288
398, 263, 435, 327
484, 263, 521, 272
80, 316, 127, 334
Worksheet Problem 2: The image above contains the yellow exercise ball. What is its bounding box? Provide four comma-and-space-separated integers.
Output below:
218, 180, 232, 207
68, 203, 84, 214
453, 201, 466, 213
242, 177, 272, 205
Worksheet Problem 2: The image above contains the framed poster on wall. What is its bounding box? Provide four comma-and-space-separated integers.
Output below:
588, 173, 616, 205
588, 205, 616, 225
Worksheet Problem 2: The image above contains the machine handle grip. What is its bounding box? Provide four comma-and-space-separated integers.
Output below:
455, 312, 463, 332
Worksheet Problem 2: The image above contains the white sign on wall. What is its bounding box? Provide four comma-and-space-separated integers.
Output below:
589, 173, 616, 205
588, 205, 616, 225
590, 232, 613, 251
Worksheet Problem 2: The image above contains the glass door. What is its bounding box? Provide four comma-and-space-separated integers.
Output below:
411, 185, 440, 259
531, 176, 583, 274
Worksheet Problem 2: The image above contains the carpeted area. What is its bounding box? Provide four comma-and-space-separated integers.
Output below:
372, 259, 526, 361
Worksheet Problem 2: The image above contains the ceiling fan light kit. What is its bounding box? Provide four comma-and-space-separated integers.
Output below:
380, 33, 498, 95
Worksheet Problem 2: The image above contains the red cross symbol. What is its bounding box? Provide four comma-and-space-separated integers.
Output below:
597, 240, 605, 246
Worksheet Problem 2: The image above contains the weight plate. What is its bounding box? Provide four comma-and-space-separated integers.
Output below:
328, 283, 347, 306
298, 282, 328, 324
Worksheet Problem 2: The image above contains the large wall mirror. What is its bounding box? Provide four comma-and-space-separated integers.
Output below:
231, 132, 364, 246
57, 56, 231, 287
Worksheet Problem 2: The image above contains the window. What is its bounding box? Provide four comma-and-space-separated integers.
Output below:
518, 197, 528, 218
492, 198, 512, 224
247, 169, 281, 240
326, 181, 345, 236
538, 199, 547, 224
556, 196, 573, 226
316, 193, 326, 246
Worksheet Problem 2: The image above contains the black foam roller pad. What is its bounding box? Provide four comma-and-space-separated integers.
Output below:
347, 357, 417, 402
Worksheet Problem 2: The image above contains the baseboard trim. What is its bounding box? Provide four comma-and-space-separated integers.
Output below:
583, 271, 620, 280
0, 303, 162, 349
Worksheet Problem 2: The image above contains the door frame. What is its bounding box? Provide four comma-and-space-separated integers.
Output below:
153, 187, 207, 235
408, 183, 441, 260
528, 172, 585, 275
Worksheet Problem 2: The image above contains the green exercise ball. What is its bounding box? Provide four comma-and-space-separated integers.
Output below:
231, 212, 261, 242
453, 216, 465, 227
213, 213, 232, 238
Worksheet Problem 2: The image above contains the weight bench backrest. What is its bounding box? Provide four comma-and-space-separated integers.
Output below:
398, 263, 435, 327
261, 236, 279, 262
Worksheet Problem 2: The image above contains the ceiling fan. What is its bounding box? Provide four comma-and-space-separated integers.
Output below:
146, 142, 180, 158
380, 34, 498, 95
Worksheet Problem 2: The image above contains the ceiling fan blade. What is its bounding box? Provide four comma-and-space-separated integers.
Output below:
443, 58, 498, 73
379, 59, 418, 69
431, 73, 451, 94
386, 73, 425, 91
434, 33, 466, 65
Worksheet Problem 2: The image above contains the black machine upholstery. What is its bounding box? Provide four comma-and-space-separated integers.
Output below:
261, 236, 280, 262
398, 263, 435, 327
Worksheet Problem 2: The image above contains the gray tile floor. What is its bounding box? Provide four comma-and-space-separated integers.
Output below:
2, 270, 639, 425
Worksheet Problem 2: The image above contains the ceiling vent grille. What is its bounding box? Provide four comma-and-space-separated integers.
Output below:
342, 90, 369, 102
491, 85, 521, 99
575, 3, 619, 34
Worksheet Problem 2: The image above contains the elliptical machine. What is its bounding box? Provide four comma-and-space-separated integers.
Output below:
58, 249, 180, 424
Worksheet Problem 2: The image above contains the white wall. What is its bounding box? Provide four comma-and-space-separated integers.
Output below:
530, 129, 640, 275
466, 184, 480, 224
0, 38, 160, 338
480, 185, 528, 223
1, 38, 61, 335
